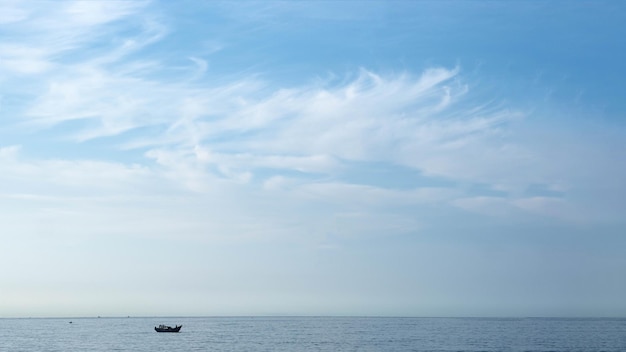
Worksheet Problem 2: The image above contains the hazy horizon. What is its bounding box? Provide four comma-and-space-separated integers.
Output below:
1, 1, 625, 318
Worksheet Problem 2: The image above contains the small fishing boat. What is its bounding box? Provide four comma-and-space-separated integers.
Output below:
154, 324, 182, 332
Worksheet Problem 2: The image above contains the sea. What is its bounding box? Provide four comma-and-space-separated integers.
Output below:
0, 316, 624, 351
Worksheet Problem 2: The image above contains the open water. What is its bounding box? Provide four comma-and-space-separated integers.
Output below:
0, 316, 624, 351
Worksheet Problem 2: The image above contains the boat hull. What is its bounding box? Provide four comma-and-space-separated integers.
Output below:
154, 325, 182, 332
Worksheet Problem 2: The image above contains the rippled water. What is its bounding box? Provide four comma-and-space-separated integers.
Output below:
0, 316, 624, 351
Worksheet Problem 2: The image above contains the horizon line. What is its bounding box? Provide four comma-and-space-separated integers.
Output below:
2, 315, 624, 320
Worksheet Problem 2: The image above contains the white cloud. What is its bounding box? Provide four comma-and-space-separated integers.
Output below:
452, 196, 515, 218
0, 145, 21, 158
0, 2, 27, 24
0, 145, 155, 197
1, 0, 624, 239
0, 1, 150, 72
62, 1, 148, 26
297, 182, 458, 208
513, 197, 582, 223
3, 2, 525, 197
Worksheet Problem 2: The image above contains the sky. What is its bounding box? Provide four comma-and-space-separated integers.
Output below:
1, 1, 625, 318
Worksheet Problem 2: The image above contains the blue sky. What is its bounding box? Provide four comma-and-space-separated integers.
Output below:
1, 1, 625, 318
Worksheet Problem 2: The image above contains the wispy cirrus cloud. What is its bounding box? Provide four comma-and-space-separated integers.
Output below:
0, 1, 151, 72
1, 0, 162, 130
2, 0, 625, 236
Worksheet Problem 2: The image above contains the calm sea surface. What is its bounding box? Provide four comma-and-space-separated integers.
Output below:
0, 317, 624, 351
